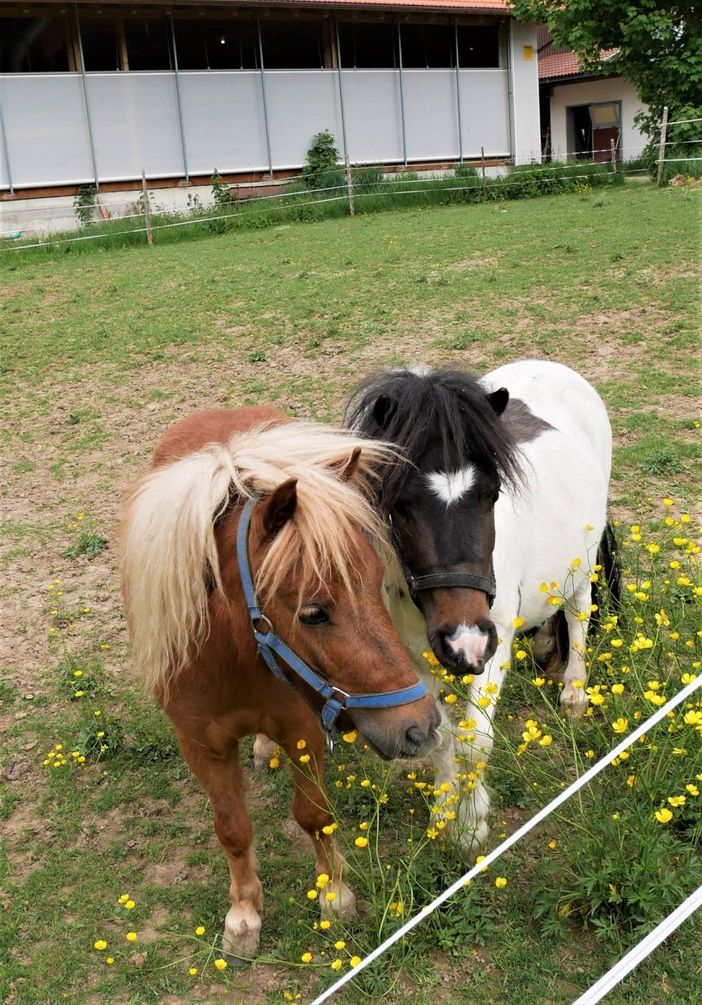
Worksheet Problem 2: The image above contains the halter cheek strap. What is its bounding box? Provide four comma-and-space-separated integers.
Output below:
236, 495, 428, 747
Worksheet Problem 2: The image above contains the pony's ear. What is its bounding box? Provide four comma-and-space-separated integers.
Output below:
329, 446, 362, 483
261, 479, 298, 539
373, 394, 398, 430
486, 387, 509, 416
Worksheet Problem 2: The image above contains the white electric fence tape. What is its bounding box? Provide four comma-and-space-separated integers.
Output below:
308, 674, 702, 1005
571, 884, 702, 1004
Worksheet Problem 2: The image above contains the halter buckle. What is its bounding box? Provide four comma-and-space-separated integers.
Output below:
252, 614, 273, 634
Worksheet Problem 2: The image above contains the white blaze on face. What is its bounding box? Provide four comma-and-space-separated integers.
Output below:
426, 464, 477, 506
446, 623, 489, 666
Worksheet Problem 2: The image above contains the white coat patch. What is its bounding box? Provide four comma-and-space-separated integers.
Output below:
446, 623, 489, 666
426, 465, 477, 506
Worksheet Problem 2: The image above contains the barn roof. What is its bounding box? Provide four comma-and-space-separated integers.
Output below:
9, 0, 514, 12
538, 48, 619, 82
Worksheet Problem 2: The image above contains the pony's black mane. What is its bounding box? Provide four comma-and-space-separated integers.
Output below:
345, 368, 523, 508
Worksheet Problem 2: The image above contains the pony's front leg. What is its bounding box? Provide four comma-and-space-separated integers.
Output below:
559, 595, 591, 718
455, 634, 512, 854
429, 704, 461, 831
178, 737, 263, 963
278, 723, 357, 920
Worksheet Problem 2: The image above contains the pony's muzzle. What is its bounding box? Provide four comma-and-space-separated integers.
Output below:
432, 618, 498, 674
352, 696, 441, 760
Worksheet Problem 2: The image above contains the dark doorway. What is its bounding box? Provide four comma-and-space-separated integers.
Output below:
568, 104, 592, 160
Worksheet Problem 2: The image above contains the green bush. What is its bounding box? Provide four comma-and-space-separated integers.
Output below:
303, 131, 341, 189
73, 184, 98, 227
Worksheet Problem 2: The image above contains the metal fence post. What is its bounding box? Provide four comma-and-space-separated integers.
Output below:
169, 16, 190, 184
74, 6, 100, 188
334, 17, 350, 163
396, 20, 408, 166
256, 19, 274, 177
0, 98, 14, 196
453, 22, 464, 164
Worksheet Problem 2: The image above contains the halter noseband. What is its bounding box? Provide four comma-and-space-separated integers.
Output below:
387, 515, 496, 607
405, 568, 496, 607
236, 494, 428, 750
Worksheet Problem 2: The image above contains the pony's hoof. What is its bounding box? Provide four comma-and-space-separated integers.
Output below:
560, 686, 588, 719
320, 881, 357, 921
218, 939, 252, 969
221, 904, 261, 964
457, 818, 490, 858
252, 733, 279, 772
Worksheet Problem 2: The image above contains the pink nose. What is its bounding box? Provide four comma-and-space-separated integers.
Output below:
446, 624, 489, 666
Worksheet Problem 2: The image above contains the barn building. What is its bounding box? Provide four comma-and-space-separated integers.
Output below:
537, 29, 648, 164
0, 1, 541, 199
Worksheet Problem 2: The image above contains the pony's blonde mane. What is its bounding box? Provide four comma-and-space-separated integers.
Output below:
119, 422, 396, 694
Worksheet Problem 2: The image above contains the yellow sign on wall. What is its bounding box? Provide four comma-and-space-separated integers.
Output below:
523, 45, 534, 61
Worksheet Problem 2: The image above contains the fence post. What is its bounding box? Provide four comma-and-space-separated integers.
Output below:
142, 172, 153, 246
657, 106, 669, 186
481, 146, 488, 199
345, 157, 355, 217
0, 98, 13, 196
396, 20, 408, 167
74, 9, 100, 188
610, 138, 617, 173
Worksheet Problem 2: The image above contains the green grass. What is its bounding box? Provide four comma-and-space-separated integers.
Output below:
0, 182, 700, 1005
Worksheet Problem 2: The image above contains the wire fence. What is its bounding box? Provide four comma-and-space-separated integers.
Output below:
308, 674, 702, 1005
572, 885, 702, 1005
0, 162, 654, 252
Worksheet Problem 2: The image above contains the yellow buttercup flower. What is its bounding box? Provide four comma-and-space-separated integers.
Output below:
495, 877, 508, 889
94, 940, 107, 951
214, 958, 227, 971
612, 718, 629, 734
654, 808, 673, 824
301, 952, 313, 964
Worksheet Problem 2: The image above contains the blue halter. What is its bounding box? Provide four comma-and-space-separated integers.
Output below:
236, 494, 428, 747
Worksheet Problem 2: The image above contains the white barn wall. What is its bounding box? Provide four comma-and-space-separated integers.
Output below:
549, 76, 648, 161
508, 21, 541, 164
0, 67, 516, 188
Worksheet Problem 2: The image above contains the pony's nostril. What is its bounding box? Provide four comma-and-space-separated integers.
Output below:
404, 724, 424, 751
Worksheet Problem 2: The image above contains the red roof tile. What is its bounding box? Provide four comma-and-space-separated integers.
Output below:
539, 49, 618, 81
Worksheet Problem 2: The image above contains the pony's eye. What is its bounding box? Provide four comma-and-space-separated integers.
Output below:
299, 606, 330, 626
492, 490, 500, 504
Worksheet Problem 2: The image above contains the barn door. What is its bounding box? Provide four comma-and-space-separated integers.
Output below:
589, 102, 621, 162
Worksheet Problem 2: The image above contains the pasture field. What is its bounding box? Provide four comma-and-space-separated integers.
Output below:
1, 183, 700, 1005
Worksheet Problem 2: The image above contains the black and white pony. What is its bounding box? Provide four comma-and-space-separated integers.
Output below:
346, 360, 615, 851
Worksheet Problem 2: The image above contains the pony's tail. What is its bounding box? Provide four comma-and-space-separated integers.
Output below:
119, 445, 237, 695
589, 519, 622, 633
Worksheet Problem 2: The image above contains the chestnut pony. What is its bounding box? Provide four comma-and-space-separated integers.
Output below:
119, 406, 439, 962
